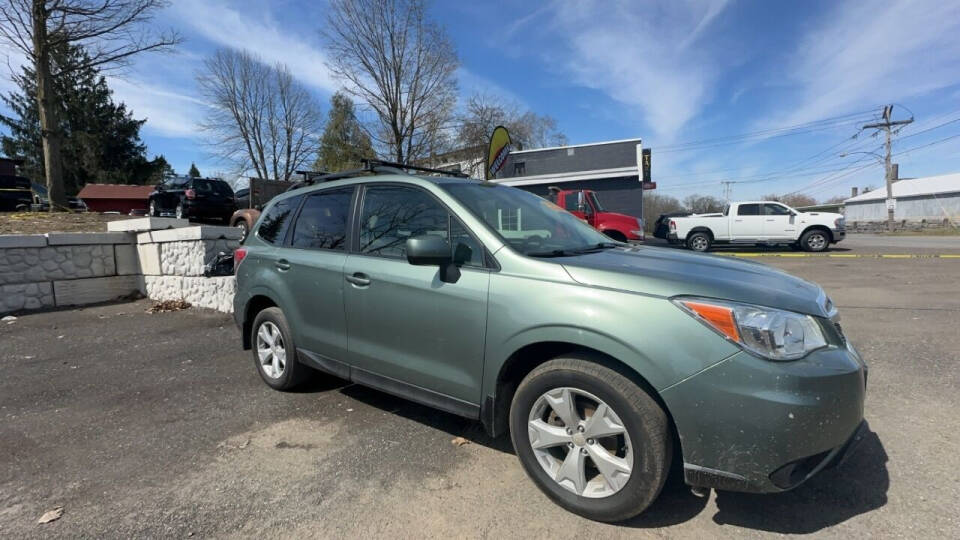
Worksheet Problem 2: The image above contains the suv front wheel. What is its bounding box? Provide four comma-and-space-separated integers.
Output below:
509, 357, 671, 522
251, 307, 310, 390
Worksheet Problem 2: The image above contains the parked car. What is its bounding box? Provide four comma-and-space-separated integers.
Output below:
232, 172, 867, 522
148, 177, 236, 222
665, 201, 845, 252
229, 207, 259, 242
653, 211, 692, 242
547, 187, 645, 242
0, 174, 33, 211
234, 187, 250, 209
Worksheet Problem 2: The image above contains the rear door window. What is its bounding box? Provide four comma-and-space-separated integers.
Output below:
291, 188, 353, 250
737, 204, 761, 216
193, 179, 234, 197
257, 195, 302, 245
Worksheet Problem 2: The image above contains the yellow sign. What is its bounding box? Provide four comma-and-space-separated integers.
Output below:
486, 126, 512, 180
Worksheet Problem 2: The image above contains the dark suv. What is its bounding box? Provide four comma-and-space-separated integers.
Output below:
149, 177, 235, 222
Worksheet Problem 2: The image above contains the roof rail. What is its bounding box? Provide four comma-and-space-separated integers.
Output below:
288, 159, 468, 191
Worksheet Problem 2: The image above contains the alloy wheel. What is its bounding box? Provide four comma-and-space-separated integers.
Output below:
256, 321, 286, 379
691, 236, 708, 251
527, 387, 633, 498
807, 233, 826, 251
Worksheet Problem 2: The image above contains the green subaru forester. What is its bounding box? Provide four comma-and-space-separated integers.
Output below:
233, 169, 867, 522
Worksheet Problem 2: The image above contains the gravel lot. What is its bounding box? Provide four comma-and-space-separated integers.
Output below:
1, 253, 958, 538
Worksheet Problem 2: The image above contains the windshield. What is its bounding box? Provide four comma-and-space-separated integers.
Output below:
442, 183, 613, 256
588, 191, 605, 212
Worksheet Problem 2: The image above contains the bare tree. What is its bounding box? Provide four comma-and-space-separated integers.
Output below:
455, 92, 568, 172
198, 48, 323, 181
0, 0, 179, 209
762, 193, 818, 208
323, 0, 458, 164
683, 194, 725, 214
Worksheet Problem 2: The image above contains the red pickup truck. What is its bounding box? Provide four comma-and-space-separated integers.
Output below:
547, 187, 645, 242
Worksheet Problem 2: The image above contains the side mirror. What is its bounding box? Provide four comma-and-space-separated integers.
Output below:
406, 235, 452, 266
406, 235, 460, 283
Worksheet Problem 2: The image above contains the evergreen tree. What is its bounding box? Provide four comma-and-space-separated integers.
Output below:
313, 91, 374, 172
0, 42, 165, 195
188, 162, 201, 177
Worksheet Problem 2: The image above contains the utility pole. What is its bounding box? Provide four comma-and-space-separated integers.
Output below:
721, 181, 735, 201
862, 105, 913, 232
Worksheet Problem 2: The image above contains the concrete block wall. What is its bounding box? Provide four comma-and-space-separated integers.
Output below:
0, 218, 239, 315
0, 233, 140, 314
134, 224, 240, 313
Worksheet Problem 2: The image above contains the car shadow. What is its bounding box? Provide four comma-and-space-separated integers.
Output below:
336, 383, 516, 454
709, 429, 889, 533
622, 428, 888, 531
297, 373, 888, 533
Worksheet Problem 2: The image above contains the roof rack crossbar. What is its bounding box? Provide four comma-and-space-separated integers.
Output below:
288, 158, 468, 192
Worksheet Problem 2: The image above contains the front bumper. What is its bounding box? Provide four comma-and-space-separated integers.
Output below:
662, 343, 867, 493
833, 228, 846, 242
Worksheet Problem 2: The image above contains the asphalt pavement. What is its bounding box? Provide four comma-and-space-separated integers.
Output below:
1, 249, 959, 538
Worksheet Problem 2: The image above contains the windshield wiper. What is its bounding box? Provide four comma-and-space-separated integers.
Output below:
574, 242, 622, 253
527, 249, 576, 258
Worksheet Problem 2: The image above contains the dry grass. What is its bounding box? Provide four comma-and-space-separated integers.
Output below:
0, 212, 132, 235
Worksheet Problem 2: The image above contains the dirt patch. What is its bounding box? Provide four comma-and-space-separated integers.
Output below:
0, 212, 131, 234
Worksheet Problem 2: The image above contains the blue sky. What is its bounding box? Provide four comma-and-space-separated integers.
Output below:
3, 0, 960, 202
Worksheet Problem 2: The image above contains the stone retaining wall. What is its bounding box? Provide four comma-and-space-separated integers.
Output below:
0, 217, 239, 315
0, 232, 138, 314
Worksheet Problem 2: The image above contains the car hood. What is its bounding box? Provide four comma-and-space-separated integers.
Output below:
559, 246, 829, 317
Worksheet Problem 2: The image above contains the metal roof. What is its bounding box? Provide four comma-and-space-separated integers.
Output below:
76, 184, 154, 200
845, 172, 960, 203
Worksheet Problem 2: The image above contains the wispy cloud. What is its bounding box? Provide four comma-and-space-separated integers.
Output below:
170, 0, 339, 93
107, 77, 207, 138
774, 0, 960, 126
509, 0, 731, 142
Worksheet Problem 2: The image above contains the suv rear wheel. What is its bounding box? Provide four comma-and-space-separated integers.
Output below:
175, 202, 185, 220
509, 357, 671, 522
251, 307, 310, 390
149, 200, 159, 217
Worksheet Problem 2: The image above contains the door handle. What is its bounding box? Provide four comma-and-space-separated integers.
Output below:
345, 273, 371, 287
275, 259, 291, 271
735, 219, 743, 222
766, 219, 775, 222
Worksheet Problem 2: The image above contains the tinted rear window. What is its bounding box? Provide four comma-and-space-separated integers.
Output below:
0, 175, 30, 190
194, 179, 234, 197
737, 204, 761, 216
291, 188, 352, 250
257, 195, 301, 245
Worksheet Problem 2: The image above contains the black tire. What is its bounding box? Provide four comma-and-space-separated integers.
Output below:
800, 229, 830, 252
509, 357, 671, 523
251, 307, 310, 391
686, 231, 711, 252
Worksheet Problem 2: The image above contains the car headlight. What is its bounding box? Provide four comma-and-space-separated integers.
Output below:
673, 297, 827, 361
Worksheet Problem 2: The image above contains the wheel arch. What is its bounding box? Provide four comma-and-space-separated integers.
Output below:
241, 293, 278, 350
687, 227, 714, 240
801, 224, 833, 243
482, 341, 678, 450
600, 228, 628, 242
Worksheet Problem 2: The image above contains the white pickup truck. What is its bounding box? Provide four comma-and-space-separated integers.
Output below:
664, 201, 846, 252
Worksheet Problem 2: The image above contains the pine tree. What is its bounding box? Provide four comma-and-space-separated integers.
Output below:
313, 91, 374, 172
0, 42, 165, 195
188, 162, 201, 177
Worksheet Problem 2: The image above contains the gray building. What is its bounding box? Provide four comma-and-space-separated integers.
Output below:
844, 172, 960, 225
491, 138, 648, 219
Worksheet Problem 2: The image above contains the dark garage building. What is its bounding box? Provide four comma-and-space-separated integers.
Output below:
491, 138, 648, 219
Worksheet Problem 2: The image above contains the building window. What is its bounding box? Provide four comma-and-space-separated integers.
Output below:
514, 162, 525, 176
